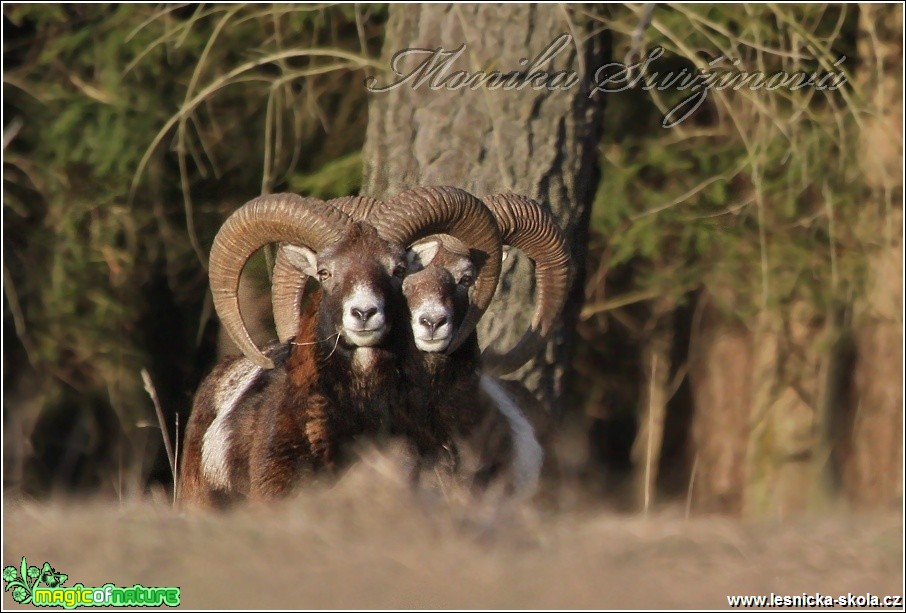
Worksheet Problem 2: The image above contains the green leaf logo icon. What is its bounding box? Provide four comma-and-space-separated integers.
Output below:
40, 563, 68, 588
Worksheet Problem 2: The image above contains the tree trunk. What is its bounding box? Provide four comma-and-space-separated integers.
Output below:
841, 3, 903, 508
687, 291, 753, 514
362, 4, 609, 411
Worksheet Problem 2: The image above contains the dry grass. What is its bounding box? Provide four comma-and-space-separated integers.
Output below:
3, 447, 901, 609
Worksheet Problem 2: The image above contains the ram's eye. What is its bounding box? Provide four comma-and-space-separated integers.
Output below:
317, 269, 331, 281
458, 274, 475, 287
393, 264, 407, 278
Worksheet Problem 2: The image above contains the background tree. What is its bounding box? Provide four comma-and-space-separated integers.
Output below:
362, 4, 610, 412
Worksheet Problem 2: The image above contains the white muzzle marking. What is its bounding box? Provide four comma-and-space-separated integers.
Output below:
411, 301, 454, 353
342, 284, 387, 347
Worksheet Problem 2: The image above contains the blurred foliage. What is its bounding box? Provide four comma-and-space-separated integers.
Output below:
3, 3, 386, 496
289, 150, 362, 198
569, 3, 901, 492
579, 3, 894, 322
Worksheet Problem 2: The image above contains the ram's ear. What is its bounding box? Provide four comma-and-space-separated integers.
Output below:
280, 244, 318, 278
501, 245, 513, 263
406, 238, 441, 270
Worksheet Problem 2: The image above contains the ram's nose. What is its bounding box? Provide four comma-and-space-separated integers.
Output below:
342, 291, 388, 347
351, 306, 379, 323
418, 314, 448, 336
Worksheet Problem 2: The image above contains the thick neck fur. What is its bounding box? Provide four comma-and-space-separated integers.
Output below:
286, 289, 404, 441
283, 285, 483, 464
398, 333, 483, 458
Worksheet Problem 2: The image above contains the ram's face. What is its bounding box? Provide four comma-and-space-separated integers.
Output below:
403, 239, 475, 353
283, 222, 407, 347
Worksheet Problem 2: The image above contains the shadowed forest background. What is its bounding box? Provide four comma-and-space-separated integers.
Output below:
3, 3, 902, 520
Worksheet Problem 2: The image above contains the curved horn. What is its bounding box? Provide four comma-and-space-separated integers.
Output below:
480, 193, 571, 375
210, 193, 350, 368
372, 186, 502, 353
271, 196, 380, 343
326, 195, 382, 220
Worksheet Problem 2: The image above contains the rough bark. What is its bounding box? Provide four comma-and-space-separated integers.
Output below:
841, 3, 903, 508
362, 4, 609, 411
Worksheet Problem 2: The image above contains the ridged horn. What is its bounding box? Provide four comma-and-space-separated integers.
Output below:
372, 186, 502, 353
209, 193, 350, 368
480, 193, 571, 375
271, 196, 380, 343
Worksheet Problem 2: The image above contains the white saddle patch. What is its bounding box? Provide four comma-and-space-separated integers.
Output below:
479, 375, 544, 496
201, 358, 263, 489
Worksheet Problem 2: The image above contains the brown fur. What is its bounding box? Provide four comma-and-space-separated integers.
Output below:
179, 288, 336, 506
180, 221, 409, 507
178, 358, 229, 508
248, 287, 335, 499
178, 357, 266, 506
401, 252, 541, 497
